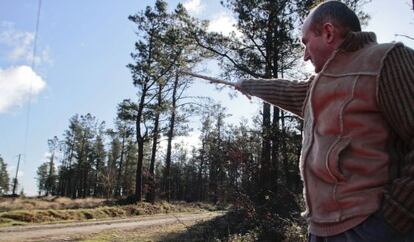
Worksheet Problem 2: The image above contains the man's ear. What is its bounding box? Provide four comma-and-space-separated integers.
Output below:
322, 22, 335, 44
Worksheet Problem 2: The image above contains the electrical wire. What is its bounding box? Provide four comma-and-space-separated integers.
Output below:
22, 0, 42, 167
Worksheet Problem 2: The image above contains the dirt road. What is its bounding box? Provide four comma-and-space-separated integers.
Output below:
0, 212, 222, 242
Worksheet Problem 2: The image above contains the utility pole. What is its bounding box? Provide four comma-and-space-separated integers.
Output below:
12, 154, 21, 196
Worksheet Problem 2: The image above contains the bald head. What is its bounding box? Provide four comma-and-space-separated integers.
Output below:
307, 1, 361, 37
301, 1, 362, 72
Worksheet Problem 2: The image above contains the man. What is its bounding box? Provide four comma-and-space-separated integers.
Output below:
236, 1, 414, 241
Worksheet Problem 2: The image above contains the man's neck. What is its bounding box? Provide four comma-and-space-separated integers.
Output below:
338, 31, 377, 52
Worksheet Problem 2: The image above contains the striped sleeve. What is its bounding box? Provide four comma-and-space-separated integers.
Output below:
378, 44, 414, 234
240, 77, 312, 118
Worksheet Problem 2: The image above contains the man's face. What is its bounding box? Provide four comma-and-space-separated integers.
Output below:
301, 18, 335, 73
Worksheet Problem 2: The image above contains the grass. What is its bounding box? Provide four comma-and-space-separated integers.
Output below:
0, 197, 111, 212
78, 223, 198, 242
0, 197, 223, 227
74, 216, 224, 242
160, 206, 307, 242
78, 210, 306, 242
0, 197, 307, 241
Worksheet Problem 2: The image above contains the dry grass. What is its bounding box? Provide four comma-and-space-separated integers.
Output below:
77, 213, 227, 242
0, 197, 222, 227
0, 197, 111, 212
77, 222, 200, 242
0, 197, 306, 241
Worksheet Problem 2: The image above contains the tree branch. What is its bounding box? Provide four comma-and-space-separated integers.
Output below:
192, 33, 265, 78
395, 34, 414, 41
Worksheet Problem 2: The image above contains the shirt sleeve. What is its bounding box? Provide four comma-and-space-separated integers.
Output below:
240, 77, 312, 118
378, 43, 414, 234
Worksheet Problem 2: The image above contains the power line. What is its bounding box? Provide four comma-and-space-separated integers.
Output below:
23, 0, 42, 155
19, 0, 42, 189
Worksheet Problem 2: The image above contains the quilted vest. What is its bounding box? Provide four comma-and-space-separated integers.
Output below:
300, 40, 397, 235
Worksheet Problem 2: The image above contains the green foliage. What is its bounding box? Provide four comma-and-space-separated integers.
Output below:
127, 0, 174, 202
56, 114, 107, 198
127, 0, 207, 202
0, 156, 9, 195
36, 137, 59, 196
36, 162, 48, 196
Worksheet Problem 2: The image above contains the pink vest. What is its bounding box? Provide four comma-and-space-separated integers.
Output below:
301, 42, 397, 235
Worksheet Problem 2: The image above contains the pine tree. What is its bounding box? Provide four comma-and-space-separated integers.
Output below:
36, 162, 48, 196
57, 114, 101, 198
128, 0, 201, 202
128, 0, 170, 202
45, 136, 59, 196
0, 156, 10, 195
93, 125, 106, 197
183, 0, 304, 203
162, 4, 206, 202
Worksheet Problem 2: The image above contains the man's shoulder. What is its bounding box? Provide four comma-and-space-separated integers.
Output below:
377, 41, 413, 54
380, 42, 414, 70
367, 41, 397, 52
358, 41, 405, 63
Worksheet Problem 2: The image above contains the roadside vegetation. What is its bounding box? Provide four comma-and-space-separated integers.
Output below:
79, 209, 306, 242
0, 197, 223, 227
0, 196, 306, 241
0, 196, 112, 212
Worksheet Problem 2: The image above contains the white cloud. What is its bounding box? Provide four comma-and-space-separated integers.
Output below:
174, 131, 201, 150
208, 12, 241, 37
7, 32, 34, 61
158, 131, 202, 154
183, 0, 204, 15
0, 21, 52, 65
0, 65, 46, 113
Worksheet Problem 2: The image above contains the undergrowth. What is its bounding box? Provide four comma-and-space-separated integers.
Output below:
0, 199, 222, 227
163, 209, 307, 242
163, 189, 308, 242
0, 197, 112, 212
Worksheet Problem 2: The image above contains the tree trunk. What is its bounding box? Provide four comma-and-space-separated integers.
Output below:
258, 10, 275, 202
66, 146, 74, 197
46, 153, 54, 196
260, 103, 271, 193
115, 134, 126, 197
134, 84, 147, 202
271, 107, 279, 194
198, 144, 205, 201
165, 73, 179, 202
281, 111, 290, 189
123, 145, 131, 196
147, 84, 162, 203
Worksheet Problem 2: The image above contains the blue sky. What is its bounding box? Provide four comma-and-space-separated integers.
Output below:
0, 0, 413, 196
